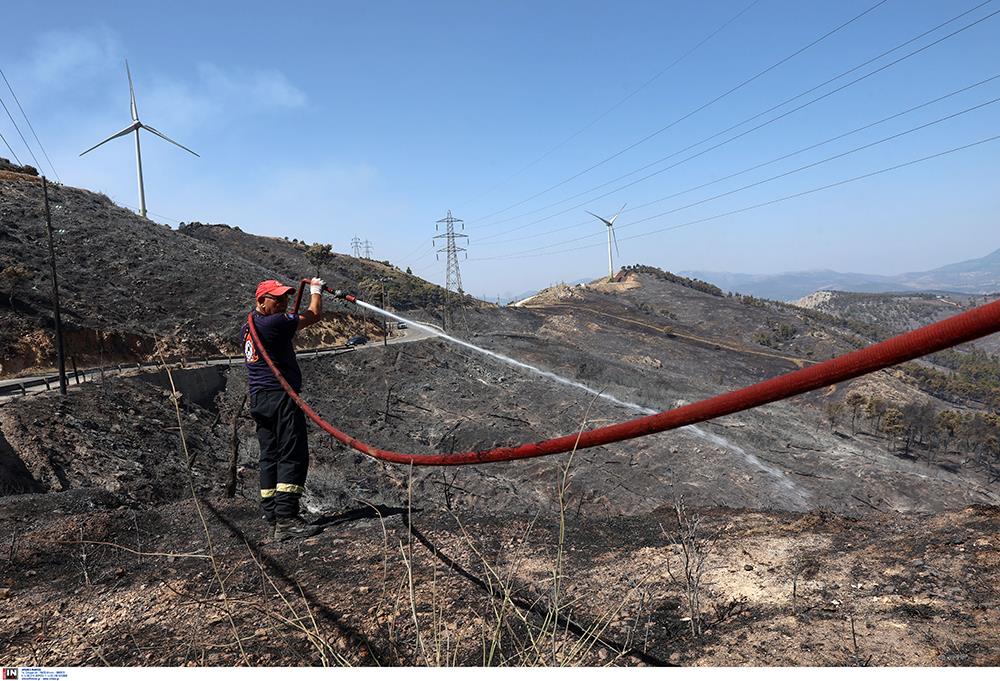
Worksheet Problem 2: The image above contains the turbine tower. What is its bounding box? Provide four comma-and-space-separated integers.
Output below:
586, 203, 626, 282
80, 60, 199, 219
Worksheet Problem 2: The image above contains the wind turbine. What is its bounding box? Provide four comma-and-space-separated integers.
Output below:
586, 203, 626, 282
80, 60, 199, 219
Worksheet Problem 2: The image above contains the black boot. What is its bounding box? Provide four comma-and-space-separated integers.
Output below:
274, 515, 321, 542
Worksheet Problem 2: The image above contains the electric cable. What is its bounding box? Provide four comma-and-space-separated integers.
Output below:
479, 96, 1000, 257
478, 72, 1000, 247
474, 1, 999, 239
461, 0, 762, 207
0, 128, 20, 165
470, 0, 892, 224
0, 68, 60, 182
472, 132, 1000, 262
0, 91, 43, 173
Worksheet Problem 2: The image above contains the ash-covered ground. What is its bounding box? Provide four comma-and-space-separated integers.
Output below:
2, 271, 998, 666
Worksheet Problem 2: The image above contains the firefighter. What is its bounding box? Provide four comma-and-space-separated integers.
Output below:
241, 277, 324, 541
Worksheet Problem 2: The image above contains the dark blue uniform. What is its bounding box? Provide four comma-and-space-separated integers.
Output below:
242, 311, 309, 521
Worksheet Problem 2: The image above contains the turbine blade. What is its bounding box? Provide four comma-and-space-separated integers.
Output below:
612, 226, 621, 259
585, 210, 611, 227
141, 124, 200, 157
609, 202, 628, 225
79, 122, 139, 156
126, 59, 138, 121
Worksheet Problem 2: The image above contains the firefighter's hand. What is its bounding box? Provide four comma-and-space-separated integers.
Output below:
309, 277, 325, 296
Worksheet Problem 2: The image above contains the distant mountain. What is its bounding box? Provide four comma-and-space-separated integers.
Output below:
682, 248, 1000, 301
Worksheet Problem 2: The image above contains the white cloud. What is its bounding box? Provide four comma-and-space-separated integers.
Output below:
174, 159, 412, 250
137, 62, 307, 132
6, 25, 305, 132
21, 26, 121, 90
197, 63, 307, 109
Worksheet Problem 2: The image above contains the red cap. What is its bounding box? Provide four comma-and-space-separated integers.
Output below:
255, 279, 295, 301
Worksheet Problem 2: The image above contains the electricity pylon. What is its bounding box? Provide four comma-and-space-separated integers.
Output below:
351, 235, 362, 258
363, 239, 374, 259
433, 210, 467, 294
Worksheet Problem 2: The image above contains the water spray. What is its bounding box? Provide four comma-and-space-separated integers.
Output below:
297, 278, 654, 414
251, 284, 1000, 468
291, 279, 801, 491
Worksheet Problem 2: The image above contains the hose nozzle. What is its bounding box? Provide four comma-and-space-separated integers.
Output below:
327, 287, 357, 303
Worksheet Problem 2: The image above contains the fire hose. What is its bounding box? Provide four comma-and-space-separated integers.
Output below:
245, 278, 1000, 466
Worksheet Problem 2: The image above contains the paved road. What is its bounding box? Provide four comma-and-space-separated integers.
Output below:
0, 324, 437, 402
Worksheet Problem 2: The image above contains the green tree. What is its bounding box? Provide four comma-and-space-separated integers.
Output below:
305, 243, 334, 276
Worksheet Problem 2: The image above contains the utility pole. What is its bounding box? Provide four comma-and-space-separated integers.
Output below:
379, 277, 388, 347
42, 177, 67, 395
351, 235, 362, 258
363, 239, 374, 260
433, 210, 467, 294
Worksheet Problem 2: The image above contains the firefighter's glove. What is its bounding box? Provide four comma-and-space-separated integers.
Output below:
310, 277, 325, 296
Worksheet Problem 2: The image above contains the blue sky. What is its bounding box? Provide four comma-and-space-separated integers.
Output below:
2, 0, 998, 301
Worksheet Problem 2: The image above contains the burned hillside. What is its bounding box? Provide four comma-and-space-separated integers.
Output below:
1, 175, 998, 666
0, 169, 473, 377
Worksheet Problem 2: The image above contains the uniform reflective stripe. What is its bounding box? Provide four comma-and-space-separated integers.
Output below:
260, 488, 276, 498
276, 483, 305, 495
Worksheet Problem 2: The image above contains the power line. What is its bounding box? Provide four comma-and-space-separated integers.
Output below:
475, 1, 999, 241
0, 90, 43, 173
112, 197, 182, 224
477, 0, 996, 234
461, 0, 762, 206
396, 235, 437, 267
479, 96, 1000, 258
0, 128, 20, 164
479, 71, 1000, 248
472, 132, 1000, 262
405, 243, 438, 267
470, 0, 892, 224
0, 68, 60, 182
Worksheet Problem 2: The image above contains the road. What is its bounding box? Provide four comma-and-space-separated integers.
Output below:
0, 324, 437, 402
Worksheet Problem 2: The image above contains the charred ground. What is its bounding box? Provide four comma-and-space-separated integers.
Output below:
1, 169, 998, 666
0, 169, 479, 377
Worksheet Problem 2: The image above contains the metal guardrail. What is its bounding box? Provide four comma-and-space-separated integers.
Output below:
0, 344, 354, 399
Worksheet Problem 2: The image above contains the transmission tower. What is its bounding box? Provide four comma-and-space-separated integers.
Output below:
363, 239, 374, 259
433, 210, 468, 294
351, 235, 362, 258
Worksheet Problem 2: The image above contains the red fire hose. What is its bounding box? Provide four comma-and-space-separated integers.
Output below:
247, 280, 1000, 466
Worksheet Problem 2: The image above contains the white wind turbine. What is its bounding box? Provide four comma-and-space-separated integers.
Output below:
586, 203, 626, 282
80, 60, 198, 219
